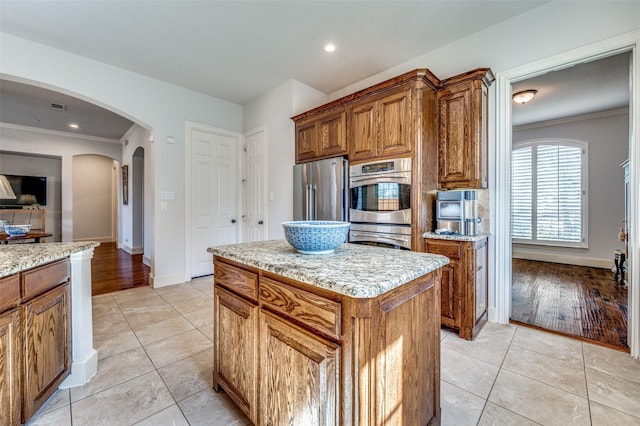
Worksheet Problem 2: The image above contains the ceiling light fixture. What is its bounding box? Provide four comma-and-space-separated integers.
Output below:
323, 43, 336, 53
512, 89, 537, 104
68, 123, 79, 129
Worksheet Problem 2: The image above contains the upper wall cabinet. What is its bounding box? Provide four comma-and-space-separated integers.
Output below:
348, 85, 413, 162
437, 68, 494, 189
294, 107, 347, 163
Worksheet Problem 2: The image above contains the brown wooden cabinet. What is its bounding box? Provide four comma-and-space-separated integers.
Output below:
0, 274, 21, 426
425, 236, 488, 340
437, 68, 494, 189
213, 285, 259, 423
348, 85, 413, 162
213, 255, 441, 425
259, 310, 339, 425
295, 107, 347, 163
20, 259, 71, 422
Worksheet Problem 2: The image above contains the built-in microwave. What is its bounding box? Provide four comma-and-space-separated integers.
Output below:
349, 158, 412, 225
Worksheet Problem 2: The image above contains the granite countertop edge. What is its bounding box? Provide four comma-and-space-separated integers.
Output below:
0, 242, 100, 278
422, 231, 490, 242
208, 240, 449, 298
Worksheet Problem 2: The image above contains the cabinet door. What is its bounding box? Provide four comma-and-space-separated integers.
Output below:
316, 109, 347, 158
259, 310, 339, 426
295, 119, 318, 163
0, 308, 21, 426
439, 262, 461, 329
22, 283, 71, 422
378, 87, 412, 157
474, 241, 488, 323
213, 286, 258, 423
348, 99, 378, 161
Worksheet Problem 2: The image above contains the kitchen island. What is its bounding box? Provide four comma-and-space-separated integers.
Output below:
208, 240, 449, 425
0, 242, 98, 424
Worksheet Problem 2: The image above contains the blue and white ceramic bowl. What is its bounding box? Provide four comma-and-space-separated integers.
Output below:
282, 221, 350, 254
4, 224, 31, 236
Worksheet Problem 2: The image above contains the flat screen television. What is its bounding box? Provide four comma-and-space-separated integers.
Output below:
0, 175, 47, 207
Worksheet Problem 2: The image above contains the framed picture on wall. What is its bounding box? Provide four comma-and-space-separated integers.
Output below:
122, 165, 128, 205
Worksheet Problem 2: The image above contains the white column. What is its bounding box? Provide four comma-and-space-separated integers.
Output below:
60, 247, 98, 388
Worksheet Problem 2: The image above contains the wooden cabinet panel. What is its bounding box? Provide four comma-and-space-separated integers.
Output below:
213, 285, 258, 423
348, 100, 377, 161
259, 277, 341, 340
439, 263, 461, 329
348, 86, 413, 162
21, 259, 70, 302
0, 274, 20, 314
259, 310, 339, 426
295, 108, 347, 163
425, 237, 488, 340
378, 87, 412, 157
0, 308, 21, 426
214, 260, 258, 302
22, 283, 71, 421
438, 68, 493, 189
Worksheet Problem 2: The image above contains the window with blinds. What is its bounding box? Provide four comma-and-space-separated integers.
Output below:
511, 140, 587, 247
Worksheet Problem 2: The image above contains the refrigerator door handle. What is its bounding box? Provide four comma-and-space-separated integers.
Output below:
306, 184, 316, 221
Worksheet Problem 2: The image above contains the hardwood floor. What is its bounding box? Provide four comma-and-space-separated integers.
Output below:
91, 242, 150, 296
511, 259, 628, 351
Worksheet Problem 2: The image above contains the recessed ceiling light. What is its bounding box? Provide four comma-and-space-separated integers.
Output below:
68, 123, 80, 129
323, 43, 336, 53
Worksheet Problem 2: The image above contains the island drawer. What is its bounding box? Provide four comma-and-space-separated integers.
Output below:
425, 240, 461, 260
21, 259, 71, 302
0, 274, 20, 312
214, 261, 258, 301
259, 277, 341, 340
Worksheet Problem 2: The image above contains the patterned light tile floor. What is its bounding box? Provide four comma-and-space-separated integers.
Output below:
26, 277, 640, 425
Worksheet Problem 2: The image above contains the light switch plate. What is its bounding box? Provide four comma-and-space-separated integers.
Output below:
160, 191, 174, 200
166, 136, 176, 144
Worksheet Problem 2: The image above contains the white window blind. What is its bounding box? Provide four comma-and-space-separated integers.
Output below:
512, 140, 586, 247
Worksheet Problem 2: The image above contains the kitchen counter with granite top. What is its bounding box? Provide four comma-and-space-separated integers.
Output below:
208, 239, 449, 298
423, 231, 489, 242
0, 241, 100, 277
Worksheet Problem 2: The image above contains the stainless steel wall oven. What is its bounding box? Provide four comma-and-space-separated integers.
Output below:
349, 158, 412, 249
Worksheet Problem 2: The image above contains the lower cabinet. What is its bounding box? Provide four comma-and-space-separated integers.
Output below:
0, 307, 21, 426
259, 310, 339, 425
213, 285, 259, 423
0, 259, 71, 425
213, 257, 441, 425
22, 283, 71, 421
425, 237, 488, 340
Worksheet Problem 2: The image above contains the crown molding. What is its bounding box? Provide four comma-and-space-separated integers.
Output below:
0, 122, 122, 144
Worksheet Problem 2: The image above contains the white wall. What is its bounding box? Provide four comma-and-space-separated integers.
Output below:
513, 110, 629, 267
243, 79, 328, 239
0, 150, 61, 240
0, 125, 122, 241
121, 125, 153, 263
0, 33, 243, 287
72, 154, 114, 242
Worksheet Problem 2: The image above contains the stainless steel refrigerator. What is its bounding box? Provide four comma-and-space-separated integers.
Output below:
293, 157, 348, 221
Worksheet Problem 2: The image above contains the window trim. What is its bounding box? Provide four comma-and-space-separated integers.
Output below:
511, 138, 589, 249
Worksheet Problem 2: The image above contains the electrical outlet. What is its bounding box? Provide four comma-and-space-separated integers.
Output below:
161, 202, 168, 211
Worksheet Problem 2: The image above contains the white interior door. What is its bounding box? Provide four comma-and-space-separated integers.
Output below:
242, 127, 267, 242
191, 128, 239, 277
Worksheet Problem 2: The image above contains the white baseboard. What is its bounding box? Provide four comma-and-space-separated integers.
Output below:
121, 244, 144, 255
59, 348, 98, 388
151, 273, 187, 288
74, 236, 113, 243
512, 249, 612, 269
143, 255, 151, 267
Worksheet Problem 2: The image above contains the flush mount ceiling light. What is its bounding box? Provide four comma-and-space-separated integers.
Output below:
323, 43, 336, 53
512, 89, 537, 104
68, 123, 80, 129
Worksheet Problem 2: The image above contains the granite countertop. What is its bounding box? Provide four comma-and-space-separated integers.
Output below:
0, 242, 100, 277
422, 231, 489, 242
208, 240, 449, 298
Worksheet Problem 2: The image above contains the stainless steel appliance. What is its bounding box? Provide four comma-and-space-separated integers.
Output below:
293, 157, 348, 222
436, 190, 480, 236
349, 158, 412, 249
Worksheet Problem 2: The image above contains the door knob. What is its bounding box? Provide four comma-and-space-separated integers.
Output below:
231, 219, 236, 224
258, 220, 264, 225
